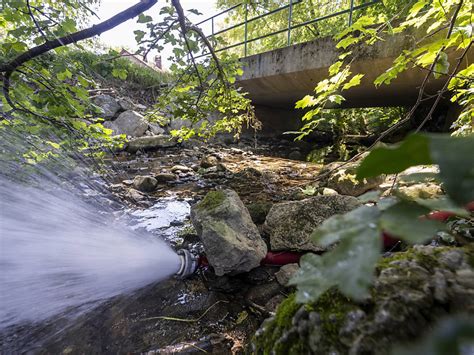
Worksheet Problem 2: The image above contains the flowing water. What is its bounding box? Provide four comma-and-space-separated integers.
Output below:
0, 130, 181, 332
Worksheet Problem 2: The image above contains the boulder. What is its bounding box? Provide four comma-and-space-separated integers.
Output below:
200, 155, 219, 168
149, 123, 166, 135
326, 163, 385, 196
92, 94, 121, 119
396, 183, 443, 200
126, 135, 177, 153
155, 173, 176, 183
105, 110, 148, 137
191, 189, 267, 276
254, 245, 474, 354
132, 175, 158, 192
118, 98, 134, 111
264, 195, 361, 252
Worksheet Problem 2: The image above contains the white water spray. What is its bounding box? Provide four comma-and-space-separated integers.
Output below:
0, 174, 181, 328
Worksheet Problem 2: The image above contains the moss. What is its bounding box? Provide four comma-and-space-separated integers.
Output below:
376, 246, 448, 273
253, 293, 300, 355
196, 190, 225, 211
254, 290, 355, 354
312, 289, 355, 345
246, 201, 272, 225
464, 244, 474, 268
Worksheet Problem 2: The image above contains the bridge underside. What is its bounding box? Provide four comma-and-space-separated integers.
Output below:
236, 35, 471, 135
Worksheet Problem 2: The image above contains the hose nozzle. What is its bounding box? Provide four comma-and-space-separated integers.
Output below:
175, 249, 199, 278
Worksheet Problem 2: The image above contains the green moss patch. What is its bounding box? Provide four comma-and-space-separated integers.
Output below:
196, 190, 226, 211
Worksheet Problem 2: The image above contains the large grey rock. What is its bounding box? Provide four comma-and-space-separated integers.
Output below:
326, 162, 385, 196
132, 175, 158, 192
191, 189, 267, 276
264, 195, 361, 252
149, 123, 166, 135
93, 94, 121, 119
125, 135, 177, 153
104, 110, 148, 137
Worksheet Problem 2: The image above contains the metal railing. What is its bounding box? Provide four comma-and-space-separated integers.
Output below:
195, 0, 381, 58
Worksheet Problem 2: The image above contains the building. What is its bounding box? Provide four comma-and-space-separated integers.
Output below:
119, 49, 163, 71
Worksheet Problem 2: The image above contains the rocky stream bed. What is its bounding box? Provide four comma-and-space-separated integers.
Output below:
2, 134, 473, 354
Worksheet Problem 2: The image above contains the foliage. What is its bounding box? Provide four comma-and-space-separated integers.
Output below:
295, 0, 473, 138
214, 0, 407, 57
291, 133, 474, 303
63, 50, 172, 88
130, 2, 258, 140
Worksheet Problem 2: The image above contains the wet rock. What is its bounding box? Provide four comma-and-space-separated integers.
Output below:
327, 163, 385, 196
155, 172, 176, 183
171, 165, 193, 173
397, 183, 443, 200
132, 175, 158, 192
201, 155, 219, 168
92, 94, 121, 119
148, 123, 165, 135
275, 263, 299, 287
264, 195, 360, 252
126, 135, 177, 153
105, 110, 148, 137
125, 188, 147, 204
191, 189, 267, 276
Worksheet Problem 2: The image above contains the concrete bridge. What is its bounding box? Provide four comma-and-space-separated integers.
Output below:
235, 34, 471, 135
197, 1, 471, 136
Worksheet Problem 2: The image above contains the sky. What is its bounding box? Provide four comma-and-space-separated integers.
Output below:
93, 0, 218, 68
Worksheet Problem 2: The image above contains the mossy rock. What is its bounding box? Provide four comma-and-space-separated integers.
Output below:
253, 245, 474, 354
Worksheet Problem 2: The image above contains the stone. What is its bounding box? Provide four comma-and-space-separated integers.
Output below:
132, 175, 158, 192
288, 150, 302, 161
253, 245, 474, 355
264, 195, 360, 252
190, 189, 267, 276
126, 135, 177, 153
321, 187, 338, 196
118, 98, 134, 111
397, 183, 443, 200
155, 173, 176, 183
275, 263, 300, 286
171, 165, 193, 173
149, 123, 166, 135
104, 110, 148, 137
327, 163, 385, 196
92, 94, 121, 119
200, 155, 219, 168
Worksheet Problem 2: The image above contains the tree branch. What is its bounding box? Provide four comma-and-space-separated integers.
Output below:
0, 0, 158, 73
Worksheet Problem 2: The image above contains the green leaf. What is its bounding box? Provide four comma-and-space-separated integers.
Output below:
291, 206, 382, 302
429, 135, 474, 206
295, 95, 318, 109
357, 134, 432, 179
312, 206, 382, 246
413, 197, 470, 217
343, 74, 364, 90
57, 69, 72, 81
134, 30, 145, 42
380, 201, 445, 243
137, 14, 153, 23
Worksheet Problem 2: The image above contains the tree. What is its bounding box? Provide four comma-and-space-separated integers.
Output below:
0, 0, 257, 166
